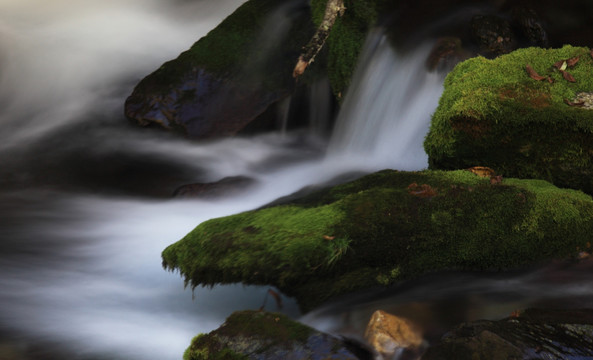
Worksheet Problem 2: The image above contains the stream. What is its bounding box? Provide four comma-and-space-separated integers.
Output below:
1, 1, 593, 359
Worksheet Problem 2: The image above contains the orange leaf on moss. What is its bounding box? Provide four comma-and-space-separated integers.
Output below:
526, 64, 546, 81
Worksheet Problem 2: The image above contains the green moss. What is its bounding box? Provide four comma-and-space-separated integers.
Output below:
163, 169, 593, 311
424, 45, 593, 193
311, 0, 387, 98
162, 202, 349, 289
183, 311, 315, 359
219, 311, 314, 344
140, 0, 316, 91
184, 333, 248, 360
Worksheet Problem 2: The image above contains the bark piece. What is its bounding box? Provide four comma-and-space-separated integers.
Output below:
293, 0, 345, 78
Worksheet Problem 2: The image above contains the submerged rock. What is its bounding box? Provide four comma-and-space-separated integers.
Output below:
162, 169, 593, 311
183, 310, 371, 360
424, 45, 593, 194
173, 176, 256, 199
422, 308, 593, 359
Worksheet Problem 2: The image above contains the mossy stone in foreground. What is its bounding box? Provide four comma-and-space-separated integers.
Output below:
424, 45, 593, 194
162, 170, 593, 311
183, 310, 366, 360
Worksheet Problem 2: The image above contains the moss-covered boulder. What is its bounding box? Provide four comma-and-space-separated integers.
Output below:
124, 0, 316, 138
162, 169, 593, 311
183, 310, 370, 360
422, 308, 593, 359
424, 45, 593, 194
123, 0, 392, 137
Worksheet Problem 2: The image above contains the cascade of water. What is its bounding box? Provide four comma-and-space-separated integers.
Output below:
327, 30, 445, 171
2, 2, 591, 360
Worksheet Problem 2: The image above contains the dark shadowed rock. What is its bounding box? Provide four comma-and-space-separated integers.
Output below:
425, 37, 471, 72
500, 0, 593, 47
124, 0, 315, 139
422, 308, 593, 359
511, 7, 548, 47
470, 14, 516, 57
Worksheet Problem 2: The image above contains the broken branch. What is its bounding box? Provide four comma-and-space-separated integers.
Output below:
293, 0, 346, 78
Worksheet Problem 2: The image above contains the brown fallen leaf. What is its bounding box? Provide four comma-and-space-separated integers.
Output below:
560, 70, 576, 82
526, 64, 546, 81
566, 56, 580, 67
466, 166, 496, 178
268, 289, 283, 309
553, 59, 566, 70
547, 76, 554, 84
554, 56, 579, 70
323, 235, 335, 241
564, 98, 585, 107
407, 183, 438, 198
510, 310, 522, 318
259, 288, 283, 311
490, 175, 503, 185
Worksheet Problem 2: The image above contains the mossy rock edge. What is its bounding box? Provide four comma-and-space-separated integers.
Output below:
183, 310, 368, 360
162, 169, 593, 311
424, 45, 593, 194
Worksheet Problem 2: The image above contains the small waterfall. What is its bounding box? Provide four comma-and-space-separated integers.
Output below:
327, 30, 445, 171
4, 2, 592, 360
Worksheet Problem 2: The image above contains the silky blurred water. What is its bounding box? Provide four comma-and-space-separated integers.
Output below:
1, 1, 593, 360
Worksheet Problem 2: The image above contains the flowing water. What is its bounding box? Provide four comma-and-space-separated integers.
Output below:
1, 1, 593, 360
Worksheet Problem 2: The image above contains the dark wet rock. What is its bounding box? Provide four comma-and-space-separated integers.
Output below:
425, 37, 471, 72
511, 7, 548, 47
470, 14, 516, 57
422, 308, 593, 360
173, 176, 256, 199
125, 70, 291, 139
183, 310, 372, 360
124, 0, 315, 139
500, 0, 593, 48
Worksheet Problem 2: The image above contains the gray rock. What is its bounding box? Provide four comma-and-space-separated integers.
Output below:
422, 308, 593, 360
